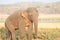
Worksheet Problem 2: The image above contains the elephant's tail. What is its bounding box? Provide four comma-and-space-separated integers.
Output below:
5, 22, 8, 30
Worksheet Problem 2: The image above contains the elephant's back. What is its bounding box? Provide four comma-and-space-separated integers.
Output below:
5, 13, 19, 28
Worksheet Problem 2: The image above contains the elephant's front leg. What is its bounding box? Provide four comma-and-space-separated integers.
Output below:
19, 20, 26, 40
27, 23, 33, 40
19, 26, 26, 40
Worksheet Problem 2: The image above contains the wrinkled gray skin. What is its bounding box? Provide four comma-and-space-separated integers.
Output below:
5, 7, 39, 40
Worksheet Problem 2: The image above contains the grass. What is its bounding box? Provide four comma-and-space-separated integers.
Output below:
0, 26, 60, 40
37, 28, 60, 40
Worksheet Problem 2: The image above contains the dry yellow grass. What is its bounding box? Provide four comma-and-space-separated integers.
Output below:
0, 23, 5, 29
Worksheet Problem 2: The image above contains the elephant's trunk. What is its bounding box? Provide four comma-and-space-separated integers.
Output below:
33, 16, 38, 39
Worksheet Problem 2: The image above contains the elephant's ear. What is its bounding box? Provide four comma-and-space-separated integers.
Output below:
21, 13, 31, 26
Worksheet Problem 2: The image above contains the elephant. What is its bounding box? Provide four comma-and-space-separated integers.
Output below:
5, 7, 39, 40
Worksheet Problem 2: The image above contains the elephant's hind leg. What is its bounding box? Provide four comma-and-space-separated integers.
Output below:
5, 21, 16, 40
8, 25, 16, 40
6, 31, 11, 40
19, 19, 26, 40
5, 23, 11, 40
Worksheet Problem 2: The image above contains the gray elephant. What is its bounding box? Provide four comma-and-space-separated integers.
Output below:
5, 7, 39, 40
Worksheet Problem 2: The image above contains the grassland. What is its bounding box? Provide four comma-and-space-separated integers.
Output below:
0, 24, 60, 40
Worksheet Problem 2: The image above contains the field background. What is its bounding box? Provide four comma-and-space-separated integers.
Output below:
0, 2, 60, 40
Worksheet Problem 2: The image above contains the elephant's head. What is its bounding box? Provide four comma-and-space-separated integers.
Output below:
27, 7, 39, 38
